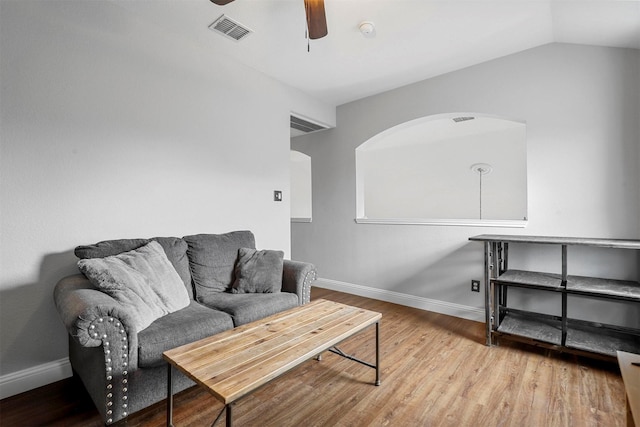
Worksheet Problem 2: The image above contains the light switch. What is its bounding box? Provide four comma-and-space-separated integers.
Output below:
274, 190, 282, 202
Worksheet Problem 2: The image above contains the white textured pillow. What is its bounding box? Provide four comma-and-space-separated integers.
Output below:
78, 241, 190, 332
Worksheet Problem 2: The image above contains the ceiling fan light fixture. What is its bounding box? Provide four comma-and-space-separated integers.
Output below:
359, 21, 376, 38
471, 163, 493, 175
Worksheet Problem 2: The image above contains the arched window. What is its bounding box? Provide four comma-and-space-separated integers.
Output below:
290, 150, 312, 222
355, 113, 527, 227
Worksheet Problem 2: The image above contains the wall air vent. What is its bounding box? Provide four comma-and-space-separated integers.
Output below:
209, 14, 252, 42
452, 116, 475, 123
290, 115, 329, 134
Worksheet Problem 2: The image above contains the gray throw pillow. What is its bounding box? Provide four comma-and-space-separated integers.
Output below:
77, 241, 190, 332
231, 248, 284, 294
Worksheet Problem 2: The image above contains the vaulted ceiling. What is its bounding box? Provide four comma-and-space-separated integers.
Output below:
114, 0, 640, 107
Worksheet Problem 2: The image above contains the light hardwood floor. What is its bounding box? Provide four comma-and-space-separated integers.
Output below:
0, 287, 626, 426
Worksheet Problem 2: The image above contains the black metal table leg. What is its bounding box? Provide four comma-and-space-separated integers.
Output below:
375, 321, 381, 386
167, 364, 173, 427
484, 241, 492, 346
226, 403, 232, 427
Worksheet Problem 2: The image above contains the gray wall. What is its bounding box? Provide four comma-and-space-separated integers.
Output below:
292, 43, 640, 325
0, 0, 333, 393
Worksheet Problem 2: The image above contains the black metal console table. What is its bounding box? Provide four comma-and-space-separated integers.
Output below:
469, 235, 640, 360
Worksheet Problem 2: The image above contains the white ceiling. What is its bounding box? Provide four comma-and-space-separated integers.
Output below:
114, 0, 640, 107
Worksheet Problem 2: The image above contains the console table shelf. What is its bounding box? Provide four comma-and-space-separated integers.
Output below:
470, 235, 640, 360
497, 310, 640, 357
494, 270, 640, 301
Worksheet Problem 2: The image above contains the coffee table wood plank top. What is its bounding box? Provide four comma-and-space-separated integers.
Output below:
164, 298, 381, 424
617, 351, 640, 427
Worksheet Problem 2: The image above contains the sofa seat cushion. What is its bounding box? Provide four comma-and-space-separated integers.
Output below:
137, 301, 234, 368
198, 292, 299, 327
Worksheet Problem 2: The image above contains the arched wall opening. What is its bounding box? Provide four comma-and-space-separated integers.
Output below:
355, 113, 528, 227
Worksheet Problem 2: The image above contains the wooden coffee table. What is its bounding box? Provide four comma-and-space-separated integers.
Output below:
618, 351, 640, 427
163, 299, 382, 426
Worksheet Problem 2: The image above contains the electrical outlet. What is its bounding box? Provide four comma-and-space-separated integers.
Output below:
471, 280, 480, 292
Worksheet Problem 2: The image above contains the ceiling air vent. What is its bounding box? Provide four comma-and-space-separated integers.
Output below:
209, 14, 252, 42
452, 116, 475, 123
290, 115, 328, 134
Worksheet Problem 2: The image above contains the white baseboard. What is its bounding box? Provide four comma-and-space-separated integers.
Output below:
0, 357, 72, 400
314, 278, 484, 323
0, 282, 482, 400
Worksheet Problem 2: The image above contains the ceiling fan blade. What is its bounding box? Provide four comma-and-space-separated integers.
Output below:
210, 0, 235, 5
304, 0, 328, 39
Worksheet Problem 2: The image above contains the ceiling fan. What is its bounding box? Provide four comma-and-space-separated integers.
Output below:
210, 0, 328, 40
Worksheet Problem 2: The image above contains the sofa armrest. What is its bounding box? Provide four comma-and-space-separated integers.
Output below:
54, 274, 142, 424
54, 274, 139, 367
282, 260, 316, 305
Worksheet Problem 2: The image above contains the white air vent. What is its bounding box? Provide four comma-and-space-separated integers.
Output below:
209, 14, 252, 42
452, 116, 475, 123
290, 115, 329, 134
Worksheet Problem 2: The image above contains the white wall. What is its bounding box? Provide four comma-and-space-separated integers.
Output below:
292, 43, 640, 325
0, 0, 333, 394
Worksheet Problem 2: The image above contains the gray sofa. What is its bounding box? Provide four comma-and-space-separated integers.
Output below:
53, 231, 316, 425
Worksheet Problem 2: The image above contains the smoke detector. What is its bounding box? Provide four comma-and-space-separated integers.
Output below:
359, 21, 376, 38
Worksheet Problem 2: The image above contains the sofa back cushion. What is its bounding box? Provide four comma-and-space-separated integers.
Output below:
183, 231, 255, 300
75, 237, 194, 299
75, 238, 149, 259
